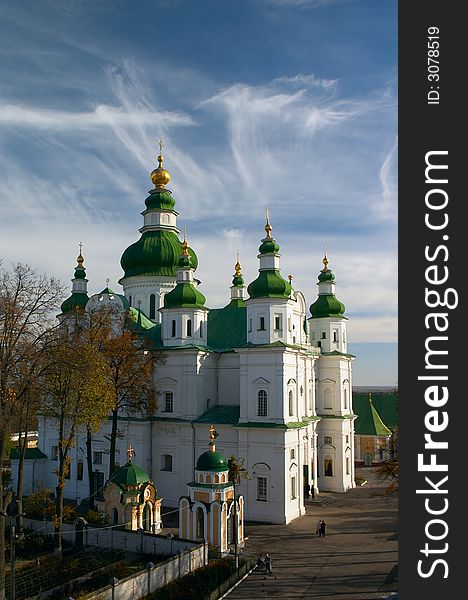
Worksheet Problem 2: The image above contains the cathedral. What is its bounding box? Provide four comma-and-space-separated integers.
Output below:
31, 147, 356, 525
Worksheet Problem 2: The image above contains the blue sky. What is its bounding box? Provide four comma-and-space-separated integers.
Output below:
0, 0, 397, 386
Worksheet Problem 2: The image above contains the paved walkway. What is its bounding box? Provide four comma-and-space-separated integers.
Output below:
225, 468, 398, 600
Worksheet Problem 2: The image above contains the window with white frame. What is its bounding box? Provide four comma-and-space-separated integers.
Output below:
164, 392, 174, 413
288, 390, 294, 416
290, 475, 297, 499
274, 315, 282, 330
161, 454, 173, 471
258, 316, 265, 331
93, 451, 103, 465
257, 476, 267, 501
346, 457, 350, 475
324, 435, 332, 445
290, 448, 295, 460
257, 390, 268, 416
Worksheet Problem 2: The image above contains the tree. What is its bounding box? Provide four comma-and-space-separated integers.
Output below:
40, 333, 114, 554
0, 263, 63, 600
98, 321, 161, 480
227, 455, 250, 569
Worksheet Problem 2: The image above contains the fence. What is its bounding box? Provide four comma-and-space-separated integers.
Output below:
21, 517, 203, 556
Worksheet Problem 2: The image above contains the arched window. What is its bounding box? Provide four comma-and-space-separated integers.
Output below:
200, 321, 203, 338
187, 319, 192, 337
171, 319, 176, 337
196, 508, 204, 538
257, 390, 268, 416
129, 295, 132, 306
324, 388, 333, 410
149, 294, 156, 319
112, 508, 119, 525
324, 457, 333, 477
288, 390, 294, 416
344, 387, 348, 409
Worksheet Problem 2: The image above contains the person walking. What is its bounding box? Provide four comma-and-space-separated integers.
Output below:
320, 520, 327, 537
265, 553, 272, 574
316, 519, 322, 537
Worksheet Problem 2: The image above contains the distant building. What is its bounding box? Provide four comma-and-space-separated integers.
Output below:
353, 393, 397, 465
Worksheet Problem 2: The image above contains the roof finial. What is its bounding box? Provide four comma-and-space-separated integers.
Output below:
77, 242, 84, 266
182, 226, 189, 256
265, 208, 272, 238
234, 251, 242, 276
150, 138, 171, 188
209, 424, 219, 452
127, 445, 134, 462
322, 245, 329, 272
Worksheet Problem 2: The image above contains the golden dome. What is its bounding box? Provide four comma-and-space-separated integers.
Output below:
150, 140, 171, 188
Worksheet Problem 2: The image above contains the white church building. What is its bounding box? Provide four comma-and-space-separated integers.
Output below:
24, 149, 356, 525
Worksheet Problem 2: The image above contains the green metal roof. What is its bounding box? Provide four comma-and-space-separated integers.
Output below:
60, 292, 89, 314
10, 448, 47, 460
309, 293, 345, 319
144, 189, 176, 211
196, 450, 228, 472
207, 303, 247, 351
164, 280, 206, 309
110, 460, 151, 487
353, 392, 398, 431
353, 394, 393, 436
194, 405, 240, 425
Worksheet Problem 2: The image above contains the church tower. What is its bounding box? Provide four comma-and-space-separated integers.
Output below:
59, 244, 89, 321
308, 253, 356, 492
119, 143, 198, 322
160, 230, 208, 347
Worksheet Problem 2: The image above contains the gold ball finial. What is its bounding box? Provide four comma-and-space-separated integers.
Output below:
209, 424, 219, 451
77, 242, 84, 266
150, 138, 171, 188
234, 251, 242, 276
265, 208, 272, 238
181, 226, 190, 256
322, 245, 329, 271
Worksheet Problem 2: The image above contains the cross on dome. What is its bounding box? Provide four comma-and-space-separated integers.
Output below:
127, 445, 135, 461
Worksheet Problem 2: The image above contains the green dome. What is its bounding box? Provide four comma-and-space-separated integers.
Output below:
259, 238, 280, 254
144, 189, 176, 211
61, 292, 89, 314
196, 450, 228, 472
232, 274, 244, 286
309, 294, 345, 319
120, 230, 198, 279
164, 281, 206, 309
248, 269, 292, 299
111, 460, 151, 487
74, 265, 86, 280
318, 269, 335, 283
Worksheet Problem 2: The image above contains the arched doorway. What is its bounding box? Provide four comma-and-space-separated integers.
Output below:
143, 504, 152, 531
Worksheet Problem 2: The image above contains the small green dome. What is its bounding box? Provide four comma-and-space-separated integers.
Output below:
248, 269, 292, 299
309, 294, 345, 319
196, 450, 228, 472
164, 281, 206, 309
232, 274, 244, 286
144, 189, 176, 211
112, 460, 151, 487
178, 254, 192, 269
259, 238, 280, 254
61, 292, 89, 314
120, 230, 198, 279
318, 269, 335, 283
74, 265, 86, 280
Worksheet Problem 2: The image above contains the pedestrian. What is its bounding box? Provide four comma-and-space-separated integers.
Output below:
316, 519, 322, 536
310, 485, 315, 499
257, 554, 266, 572
304, 482, 310, 498
320, 520, 327, 537
265, 553, 272, 574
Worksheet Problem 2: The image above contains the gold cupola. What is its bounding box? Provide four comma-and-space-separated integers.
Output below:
150, 139, 171, 189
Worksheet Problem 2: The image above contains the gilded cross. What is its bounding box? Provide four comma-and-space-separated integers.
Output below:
127, 445, 134, 461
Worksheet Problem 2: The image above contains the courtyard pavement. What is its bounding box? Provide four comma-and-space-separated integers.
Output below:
224, 468, 398, 600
